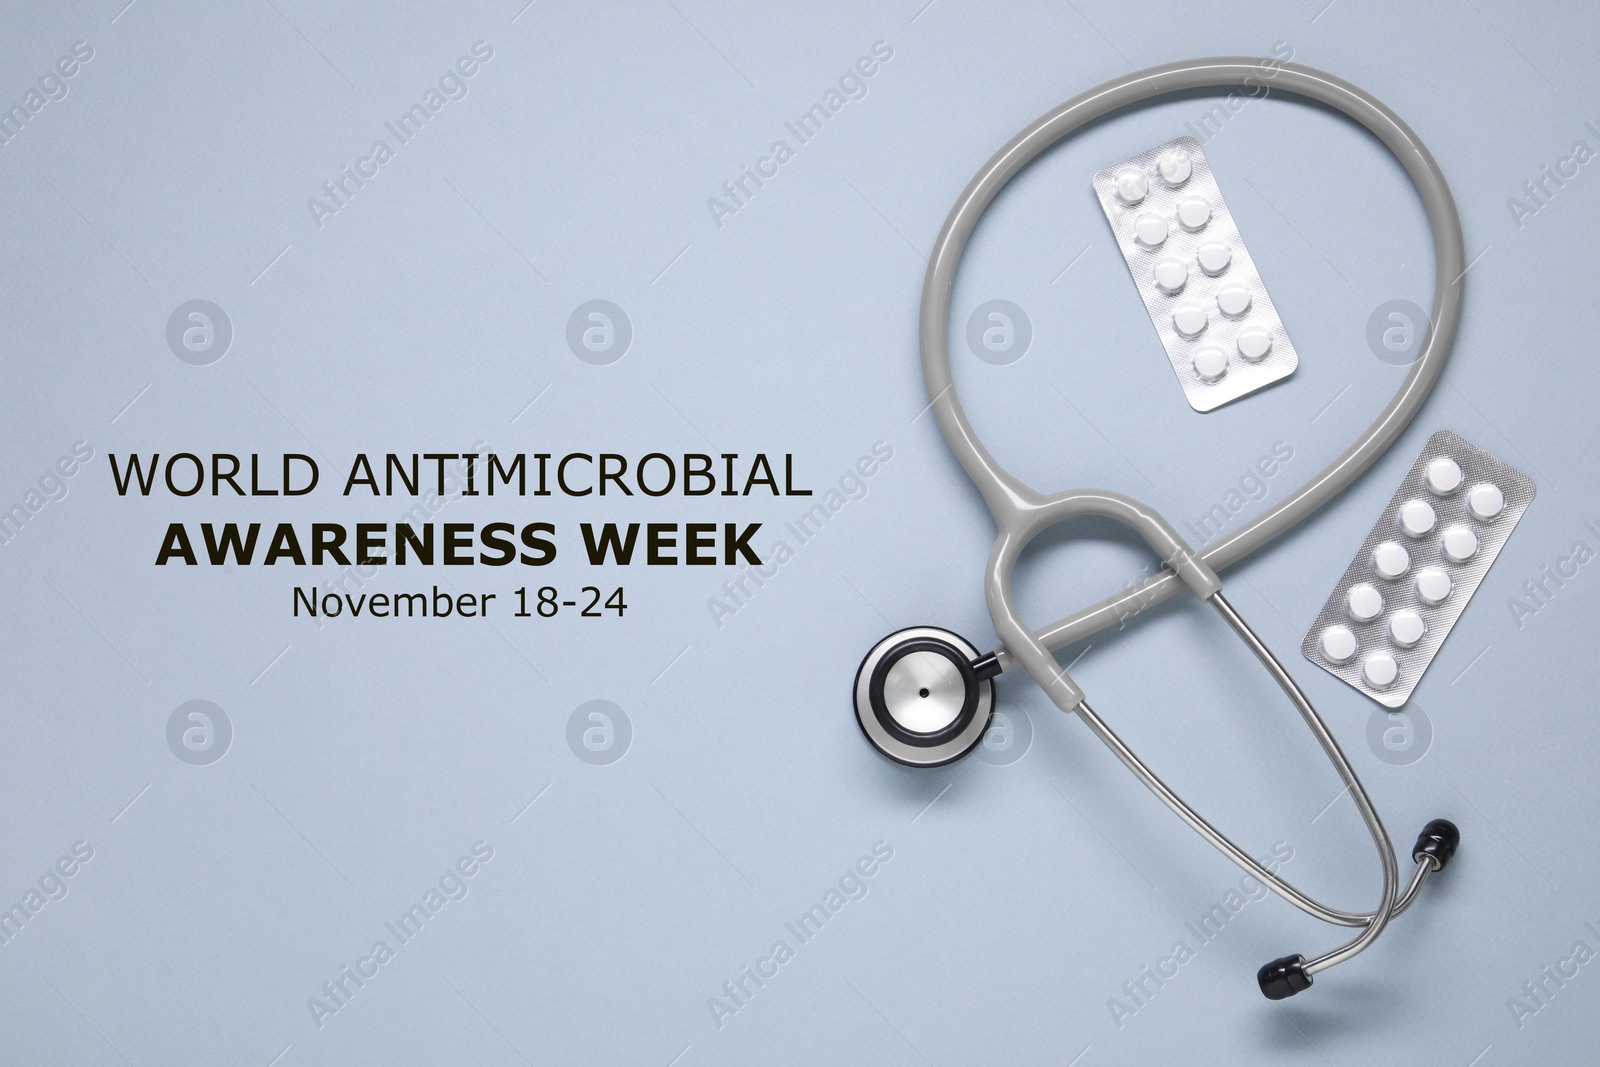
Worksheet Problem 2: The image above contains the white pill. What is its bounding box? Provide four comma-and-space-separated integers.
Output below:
1468, 483, 1505, 521
1196, 241, 1232, 276
1372, 541, 1411, 580
1319, 625, 1358, 664
1441, 525, 1479, 563
1217, 284, 1252, 318
1416, 566, 1453, 605
1153, 258, 1189, 295
1389, 610, 1427, 649
1157, 149, 1192, 187
1176, 196, 1212, 231
1172, 304, 1209, 338
1193, 346, 1229, 383
1399, 500, 1437, 538
1346, 582, 1384, 622
1133, 213, 1169, 248
1362, 652, 1400, 690
1115, 168, 1149, 205
1425, 457, 1463, 495
1236, 326, 1272, 362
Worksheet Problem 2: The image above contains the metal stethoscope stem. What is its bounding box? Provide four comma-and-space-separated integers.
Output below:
1076, 594, 1401, 976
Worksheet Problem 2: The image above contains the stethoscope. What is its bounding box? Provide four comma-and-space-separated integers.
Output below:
853, 59, 1462, 1001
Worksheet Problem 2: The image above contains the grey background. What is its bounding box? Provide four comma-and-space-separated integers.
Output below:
2, 1, 1596, 1064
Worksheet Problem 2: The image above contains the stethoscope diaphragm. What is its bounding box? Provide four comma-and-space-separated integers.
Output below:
854, 627, 993, 767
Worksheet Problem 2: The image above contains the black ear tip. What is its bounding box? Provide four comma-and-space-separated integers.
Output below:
1258, 954, 1312, 1000
1413, 819, 1461, 870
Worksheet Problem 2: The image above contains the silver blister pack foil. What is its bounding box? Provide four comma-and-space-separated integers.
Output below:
1092, 135, 1297, 413
1301, 429, 1535, 708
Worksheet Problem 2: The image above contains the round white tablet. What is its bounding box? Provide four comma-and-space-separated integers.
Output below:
1372, 541, 1411, 580
1440, 525, 1479, 563
1193, 346, 1228, 382
1362, 652, 1400, 690
1196, 241, 1232, 276
1319, 625, 1358, 664
1425, 456, 1463, 495
1216, 284, 1252, 318
1236, 326, 1272, 362
1176, 196, 1212, 231
1416, 567, 1453, 605
1133, 213, 1169, 248
1115, 168, 1149, 205
1346, 582, 1384, 622
1399, 499, 1437, 538
1157, 149, 1192, 187
1153, 258, 1188, 295
1468, 483, 1505, 521
1389, 609, 1427, 648
1172, 304, 1208, 338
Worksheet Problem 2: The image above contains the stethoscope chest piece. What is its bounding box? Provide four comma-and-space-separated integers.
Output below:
855, 627, 993, 767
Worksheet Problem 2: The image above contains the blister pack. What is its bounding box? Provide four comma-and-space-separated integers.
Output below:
1092, 135, 1297, 413
1301, 429, 1534, 707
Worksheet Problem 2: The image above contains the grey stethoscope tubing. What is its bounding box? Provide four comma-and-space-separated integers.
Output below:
856, 58, 1464, 1000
